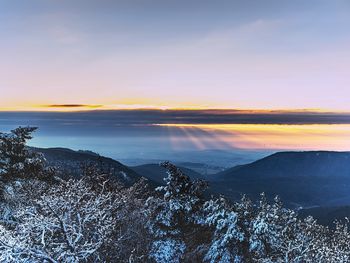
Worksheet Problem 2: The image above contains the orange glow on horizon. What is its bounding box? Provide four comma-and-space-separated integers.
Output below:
157, 123, 350, 151
0, 103, 349, 114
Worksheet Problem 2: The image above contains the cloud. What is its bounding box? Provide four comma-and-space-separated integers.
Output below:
45, 104, 103, 108
12, 109, 350, 125
1, 110, 350, 152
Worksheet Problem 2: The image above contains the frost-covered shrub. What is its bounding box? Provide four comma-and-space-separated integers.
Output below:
0, 175, 152, 262
1, 178, 117, 262
150, 239, 186, 263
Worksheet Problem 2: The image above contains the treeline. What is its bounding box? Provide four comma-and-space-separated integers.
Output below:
0, 127, 349, 262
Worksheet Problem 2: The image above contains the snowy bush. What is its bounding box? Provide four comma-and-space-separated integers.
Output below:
0, 176, 152, 262
150, 239, 186, 263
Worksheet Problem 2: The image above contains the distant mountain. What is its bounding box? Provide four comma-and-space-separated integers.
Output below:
32, 147, 141, 185
131, 164, 204, 185
299, 206, 350, 227
216, 151, 350, 180
174, 162, 225, 176
210, 151, 350, 208
119, 149, 268, 171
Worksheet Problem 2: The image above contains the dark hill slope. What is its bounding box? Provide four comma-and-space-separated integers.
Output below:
210, 151, 350, 208
216, 151, 350, 180
32, 147, 141, 185
299, 206, 350, 227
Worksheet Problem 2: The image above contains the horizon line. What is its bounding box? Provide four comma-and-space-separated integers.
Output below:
1, 105, 350, 114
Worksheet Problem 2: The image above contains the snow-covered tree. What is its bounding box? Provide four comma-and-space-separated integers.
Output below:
312, 219, 350, 262
201, 192, 350, 263
0, 173, 152, 262
0, 178, 116, 262
0, 127, 44, 180
146, 161, 208, 263
202, 198, 245, 263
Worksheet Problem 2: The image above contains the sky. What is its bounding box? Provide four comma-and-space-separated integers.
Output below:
0, 0, 350, 111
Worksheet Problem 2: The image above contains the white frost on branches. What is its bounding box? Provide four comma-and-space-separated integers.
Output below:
0, 179, 117, 262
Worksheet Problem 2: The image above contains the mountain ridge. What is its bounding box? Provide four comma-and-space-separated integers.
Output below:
208, 151, 350, 208
215, 151, 350, 181
31, 147, 141, 185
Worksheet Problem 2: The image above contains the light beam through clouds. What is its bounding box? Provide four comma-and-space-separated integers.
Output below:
158, 124, 350, 151
1, 111, 350, 155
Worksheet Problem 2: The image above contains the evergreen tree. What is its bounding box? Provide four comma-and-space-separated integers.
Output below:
146, 161, 208, 263
0, 126, 43, 180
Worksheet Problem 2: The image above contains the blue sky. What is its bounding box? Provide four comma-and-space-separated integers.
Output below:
0, 0, 349, 110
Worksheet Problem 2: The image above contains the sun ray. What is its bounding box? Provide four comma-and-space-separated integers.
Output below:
156, 124, 350, 151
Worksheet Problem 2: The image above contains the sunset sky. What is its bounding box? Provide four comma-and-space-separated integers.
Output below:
1, 0, 350, 111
